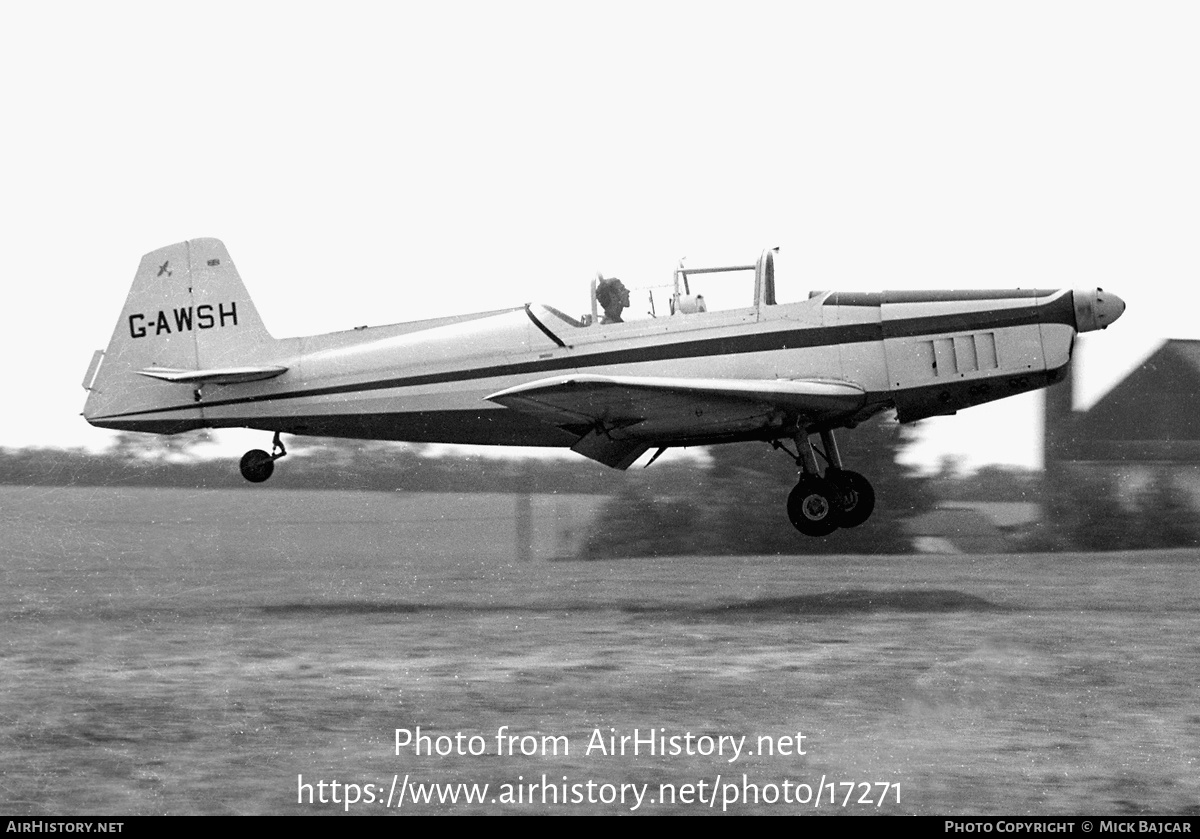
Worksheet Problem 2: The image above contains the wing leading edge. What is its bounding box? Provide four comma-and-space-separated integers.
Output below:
486, 374, 867, 469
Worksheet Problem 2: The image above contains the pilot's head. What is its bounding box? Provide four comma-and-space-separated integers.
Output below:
596, 277, 630, 323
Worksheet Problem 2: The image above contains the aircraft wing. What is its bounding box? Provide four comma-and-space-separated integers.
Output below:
486, 374, 866, 469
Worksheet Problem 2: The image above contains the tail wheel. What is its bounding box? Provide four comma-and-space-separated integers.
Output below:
826, 469, 876, 528
787, 476, 843, 536
239, 449, 275, 483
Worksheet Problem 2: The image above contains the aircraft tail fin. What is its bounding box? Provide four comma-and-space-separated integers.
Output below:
83, 238, 276, 430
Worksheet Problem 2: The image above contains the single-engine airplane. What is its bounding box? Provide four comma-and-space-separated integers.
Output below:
82, 238, 1125, 536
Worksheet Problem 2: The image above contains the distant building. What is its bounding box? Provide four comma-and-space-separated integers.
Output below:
1044, 339, 1200, 504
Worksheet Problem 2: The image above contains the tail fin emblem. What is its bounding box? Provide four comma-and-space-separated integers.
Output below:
157, 260, 172, 278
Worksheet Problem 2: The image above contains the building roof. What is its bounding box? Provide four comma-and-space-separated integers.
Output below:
1049, 340, 1200, 463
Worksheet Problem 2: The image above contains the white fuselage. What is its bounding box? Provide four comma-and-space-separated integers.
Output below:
89, 287, 1093, 447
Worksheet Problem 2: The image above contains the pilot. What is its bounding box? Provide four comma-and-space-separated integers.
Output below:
595, 277, 630, 324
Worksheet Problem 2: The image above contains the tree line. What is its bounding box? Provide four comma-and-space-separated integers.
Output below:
4, 422, 1198, 553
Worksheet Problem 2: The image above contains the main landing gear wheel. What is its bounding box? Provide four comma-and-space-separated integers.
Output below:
787, 476, 843, 537
239, 432, 287, 483
826, 468, 875, 528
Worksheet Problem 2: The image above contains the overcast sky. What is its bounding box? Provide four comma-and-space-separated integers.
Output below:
3, 2, 1196, 471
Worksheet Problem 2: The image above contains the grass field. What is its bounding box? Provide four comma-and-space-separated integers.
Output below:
1, 485, 1198, 815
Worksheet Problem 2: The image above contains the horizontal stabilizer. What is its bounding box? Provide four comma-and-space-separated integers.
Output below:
136, 365, 288, 385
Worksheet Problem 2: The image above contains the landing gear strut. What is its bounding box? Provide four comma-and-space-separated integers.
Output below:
777, 429, 875, 536
239, 432, 287, 483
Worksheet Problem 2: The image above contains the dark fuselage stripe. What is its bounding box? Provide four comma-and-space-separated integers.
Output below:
94, 298, 1075, 420
824, 289, 1055, 306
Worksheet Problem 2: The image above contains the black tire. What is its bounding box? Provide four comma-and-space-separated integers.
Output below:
239, 449, 275, 483
826, 469, 876, 528
787, 476, 842, 536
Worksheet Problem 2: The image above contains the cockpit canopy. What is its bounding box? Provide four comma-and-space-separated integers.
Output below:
584, 248, 783, 325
